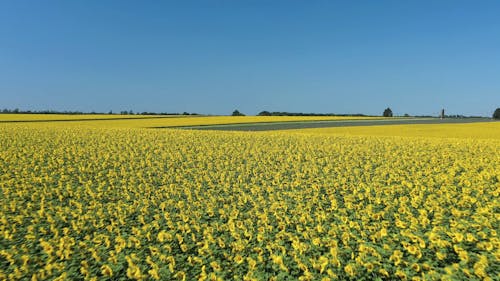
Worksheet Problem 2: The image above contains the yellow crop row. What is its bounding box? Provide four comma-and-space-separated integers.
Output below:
0, 114, 166, 121
1, 115, 384, 128
0, 123, 498, 280
287, 122, 500, 140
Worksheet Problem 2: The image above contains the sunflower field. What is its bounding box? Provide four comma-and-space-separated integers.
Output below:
0, 121, 498, 280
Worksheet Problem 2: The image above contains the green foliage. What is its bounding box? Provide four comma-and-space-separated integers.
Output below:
257, 111, 368, 117
493, 108, 500, 119
232, 109, 245, 116
383, 108, 393, 117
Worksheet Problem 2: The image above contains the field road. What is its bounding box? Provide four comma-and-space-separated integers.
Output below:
173, 118, 495, 131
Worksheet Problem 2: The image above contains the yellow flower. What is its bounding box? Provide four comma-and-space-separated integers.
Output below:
126, 264, 142, 280
364, 262, 374, 272
452, 233, 464, 243
148, 268, 160, 280
318, 256, 329, 273
457, 250, 469, 263
473, 255, 489, 278
411, 263, 420, 272
40, 241, 54, 256
53, 273, 67, 281
406, 245, 418, 255
344, 264, 356, 277
380, 227, 388, 238
180, 244, 188, 252
395, 269, 407, 280
198, 265, 208, 281
390, 250, 403, 266
210, 261, 222, 272
174, 271, 186, 281
126, 255, 143, 280
80, 260, 90, 277
395, 219, 407, 229
465, 233, 476, 242
378, 268, 389, 277
480, 242, 494, 252
101, 265, 113, 277
271, 254, 288, 272
157, 231, 172, 242
247, 257, 257, 270
234, 254, 244, 265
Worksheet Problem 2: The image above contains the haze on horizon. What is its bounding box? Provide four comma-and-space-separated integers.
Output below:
1, 1, 499, 117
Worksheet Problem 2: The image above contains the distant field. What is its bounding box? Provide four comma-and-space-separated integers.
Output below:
287, 121, 500, 139
0, 114, 384, 128
6, 115, 489, 131
0, 114, 179, 122
178, 117, 493, 131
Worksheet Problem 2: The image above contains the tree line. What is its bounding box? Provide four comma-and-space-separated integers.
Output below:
2, 107, 499, 119
257, 111, 369, 117
231, 110, 369, 117
0, 108, 199, 116
232, 107, 500, 118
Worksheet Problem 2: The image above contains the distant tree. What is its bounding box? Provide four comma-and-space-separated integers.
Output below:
493, 108, 500, 119
404, 113, 410, 117
232, 109, 245, 116
108, 110, 113, 114
258, 111, 272, 116
13, 108, 19, 113
383, 107, 393, 117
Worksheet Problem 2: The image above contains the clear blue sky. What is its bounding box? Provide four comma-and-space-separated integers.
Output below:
1, 1, 499, 116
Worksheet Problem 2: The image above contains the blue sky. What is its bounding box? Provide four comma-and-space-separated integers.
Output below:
1, 1, 499, 116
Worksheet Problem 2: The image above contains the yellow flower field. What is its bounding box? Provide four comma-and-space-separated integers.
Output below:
0, 114, 164, 121
287, 122, 500, 140
0, 120, 498, 280
94, 115, 382, 129
0, 114, 384, 128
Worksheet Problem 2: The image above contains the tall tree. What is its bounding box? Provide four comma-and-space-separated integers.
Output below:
493, 108, 500, 119
232, 109, 245, 116
383, 107, 393, 117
